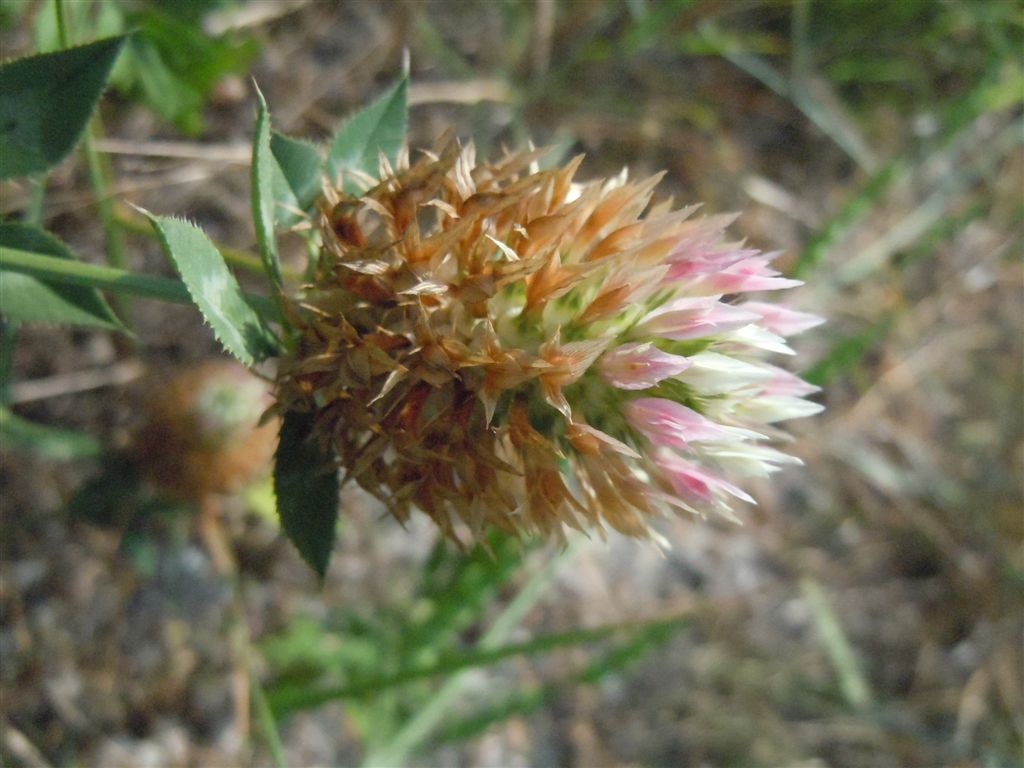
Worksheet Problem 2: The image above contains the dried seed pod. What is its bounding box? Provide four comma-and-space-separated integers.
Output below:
137, 361, 277, 501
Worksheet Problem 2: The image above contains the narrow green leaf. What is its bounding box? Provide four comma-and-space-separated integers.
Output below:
273, 411, 339, 579
0, 223, 124, 330
0, 407, 102, 460
145, 214, 278, 366
326, 77, 407, 194
251, 86, 282, 287
0, 35, 126, 179
434, 615, 687, 746
268, 613, 690, 713
271, 130, 323, 225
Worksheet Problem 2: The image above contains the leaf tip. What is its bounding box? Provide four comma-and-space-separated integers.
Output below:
127, 201, 153, 220
252, 77, 268, 109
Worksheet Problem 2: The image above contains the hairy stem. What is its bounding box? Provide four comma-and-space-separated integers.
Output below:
0, 246, 276, 318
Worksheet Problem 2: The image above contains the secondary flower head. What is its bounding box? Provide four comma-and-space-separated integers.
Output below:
274, 138, 822, 545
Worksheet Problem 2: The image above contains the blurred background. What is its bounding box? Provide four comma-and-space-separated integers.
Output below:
1, 1, 1021, 766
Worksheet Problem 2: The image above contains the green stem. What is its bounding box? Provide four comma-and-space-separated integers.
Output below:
1, 246, 188, 302
0, 320, 18, 406
84, 117, 127, 271
790, 0, 811, 83
302, 235, 319, 282
54, 0, 70, 48
0, 246, 276, 317
24, 177, 46, 227
199, 504, 287, 768
54, 0, 128, 316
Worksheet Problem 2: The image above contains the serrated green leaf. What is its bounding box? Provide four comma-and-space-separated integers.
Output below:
0, 223, 125, 330
274, 411, 339, 579
326, 77, 407, 194
251, 86, 282, 287
0, 407, 102, 460
271, 130, 323, 226
146, 214, 278, 366
0, 35, 126, 179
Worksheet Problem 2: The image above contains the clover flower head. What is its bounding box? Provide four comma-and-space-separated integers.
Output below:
274, 138, 823, 545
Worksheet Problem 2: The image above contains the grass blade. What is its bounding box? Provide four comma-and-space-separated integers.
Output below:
251, 676, 287, 768
801, 578, 872, 711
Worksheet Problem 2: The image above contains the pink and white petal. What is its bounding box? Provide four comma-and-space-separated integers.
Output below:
627, 397, 762, 449
735, 395, 825, 423
755, 363, 821, 397
655, 452, 756, 505
699, 442, 803, 478
677, 352, 776, 394
636, 297, 759, 341
717, 325, 795, 356
599, 342, 691, 390
689, 255, 803, 294
740, 301, 825, 336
